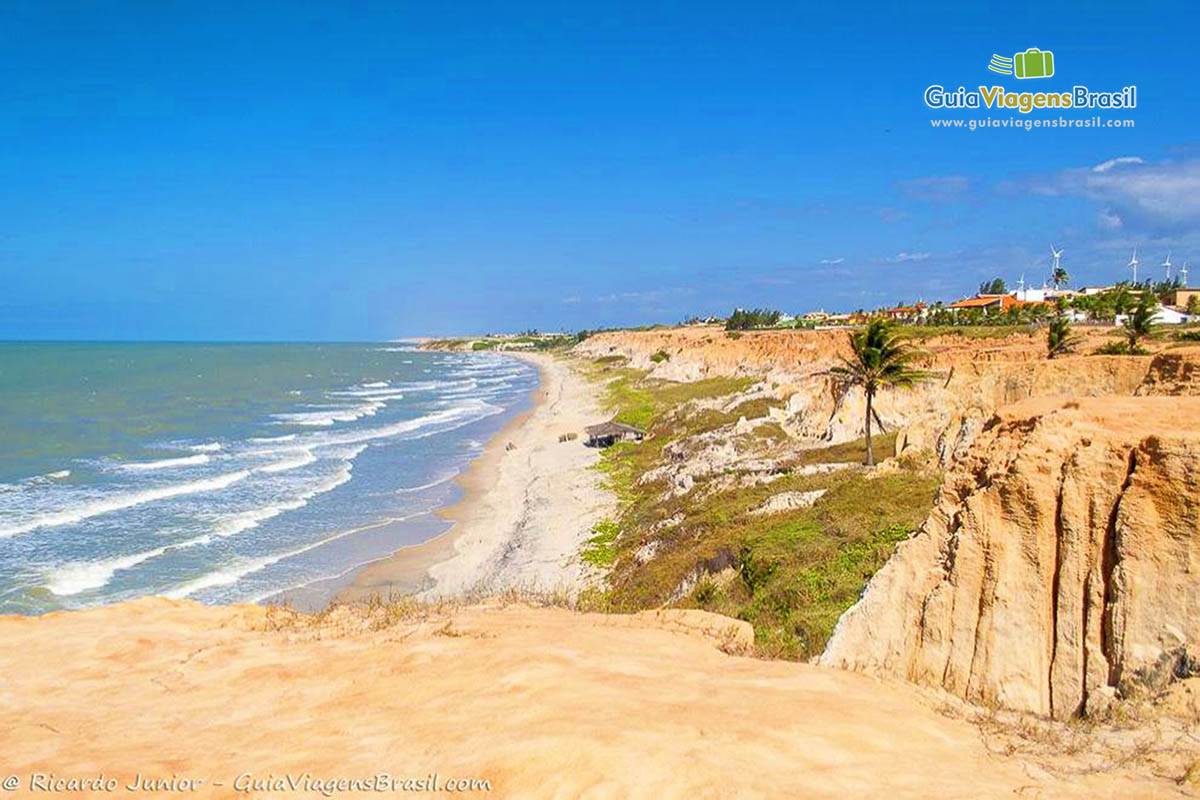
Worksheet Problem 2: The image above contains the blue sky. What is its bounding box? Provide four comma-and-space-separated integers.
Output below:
2, 0, 1197, 339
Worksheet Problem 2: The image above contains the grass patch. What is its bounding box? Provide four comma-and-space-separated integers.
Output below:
597, 368, 755, 430
728, 397, 781, 420
581, 520, 620, 567
577, 364, 940, 660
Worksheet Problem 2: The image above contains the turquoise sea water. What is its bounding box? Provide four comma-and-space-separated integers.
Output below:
0, 342, 537, 614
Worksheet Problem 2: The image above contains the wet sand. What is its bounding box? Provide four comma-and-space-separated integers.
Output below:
336, 351, 612, 603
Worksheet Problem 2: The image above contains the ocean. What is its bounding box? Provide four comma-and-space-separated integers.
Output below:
0, 342, 538, 614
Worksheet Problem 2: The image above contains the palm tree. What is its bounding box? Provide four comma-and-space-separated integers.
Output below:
828, 320, 931, 466
1047, 313, 1081, 359
1050, 266, 1069, 289
1123, 294, 1157, 352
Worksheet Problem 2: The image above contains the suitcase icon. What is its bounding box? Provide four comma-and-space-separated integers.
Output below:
1013, 48, 1054, 79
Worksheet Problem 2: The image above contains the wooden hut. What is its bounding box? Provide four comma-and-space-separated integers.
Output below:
584, 421, 646, 448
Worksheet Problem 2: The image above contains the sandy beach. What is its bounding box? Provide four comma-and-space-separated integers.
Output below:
337, 351, 613, 604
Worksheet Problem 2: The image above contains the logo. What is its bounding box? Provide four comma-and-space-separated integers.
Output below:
923, 45, 1135, 115
989, 48, 1055, 79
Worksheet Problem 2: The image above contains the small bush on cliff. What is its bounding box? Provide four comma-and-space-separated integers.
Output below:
1046, 314, 1082, 359
650, 349, 670, 363
1123, 295, 1158, 351
1094, 341, 1141, 356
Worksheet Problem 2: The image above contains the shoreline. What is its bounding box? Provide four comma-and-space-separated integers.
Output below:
333, 350, 611, 605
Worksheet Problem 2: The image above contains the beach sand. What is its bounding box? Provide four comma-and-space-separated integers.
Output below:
337, 351, 612, 604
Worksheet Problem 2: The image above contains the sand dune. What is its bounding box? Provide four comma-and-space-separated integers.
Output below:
0, 598, 1172, 798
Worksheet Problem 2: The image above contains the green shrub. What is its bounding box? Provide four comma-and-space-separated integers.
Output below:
582, 520, 621, 567
650, 349, 670, 363
1094, 341, 1146, 356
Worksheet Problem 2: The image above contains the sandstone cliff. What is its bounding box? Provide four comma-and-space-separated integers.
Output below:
576, 327, 1199, 464
820, 396, 1200, 720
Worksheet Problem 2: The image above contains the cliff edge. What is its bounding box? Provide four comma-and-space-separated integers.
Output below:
820, 396, 1200, 720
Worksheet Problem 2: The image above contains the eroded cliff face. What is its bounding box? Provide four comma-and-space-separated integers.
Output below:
819, 397, 1200, 719
576, 328, 1189, 459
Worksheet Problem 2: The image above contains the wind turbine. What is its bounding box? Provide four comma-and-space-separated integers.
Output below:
1162, 251, 1173, 282
1049, 244, 1066, 289
1050, 244, 1063, 273
1182, 261, 1191, 286
1128, 249, 1140, 284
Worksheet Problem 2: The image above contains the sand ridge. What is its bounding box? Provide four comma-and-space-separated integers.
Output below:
0, 598, 1175, 799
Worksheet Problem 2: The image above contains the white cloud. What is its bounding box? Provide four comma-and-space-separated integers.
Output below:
1032, 156, 1200, 229
1097, 208, 1123, 230
1092, 156, 1144, 173
886, 251, 932, 263
819, 257, 845, 265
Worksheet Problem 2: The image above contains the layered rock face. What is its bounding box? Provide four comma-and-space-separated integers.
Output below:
575, 328, 1188, 462
820, 397, 1200, 719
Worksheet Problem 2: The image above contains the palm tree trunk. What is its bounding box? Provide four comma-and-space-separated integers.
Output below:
865, 388, 875, 466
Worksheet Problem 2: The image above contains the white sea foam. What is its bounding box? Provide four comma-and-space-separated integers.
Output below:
248, 434, 296, 444
46, 470, 72, 479
396, 470, 460, 493
257, 449, 317, 474
45, 545, 172, 596
166, 511, 429, 600
188, 443, 223, 453
270, 400, 385, 427
361, 381, 390, 388
118, 453, 211, 471
44, 452, 365, 595
331, 387, 407, 399
0, 469, 252, 538
317, 400, 501, 448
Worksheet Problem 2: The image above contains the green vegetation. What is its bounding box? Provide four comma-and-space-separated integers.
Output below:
920, 303, 1052, 328
828, 320, 931, 466
1094, 341, 1141, 356
978, 277, 1007, 295
1123, 295, 1157, 351
1176, 329, 1200, 342
649, 349, 671, 363
725, 308, 781, 331
1188, 295, 1200, 316
581, 363, 941, 660
1047, 314, 1081, 359
1050, 266, 1069, 290
594, 365, 753, 431
581, 521, 620, 567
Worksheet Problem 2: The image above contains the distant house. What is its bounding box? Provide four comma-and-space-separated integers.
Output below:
1152, 306, 1190, 326
584, 421, 646, 448
1164, 288, 1200, 310
801, 309, 831, 323
947, 294, 1018, 313
946, 293, 1054, 314
878, 302, 927, 322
